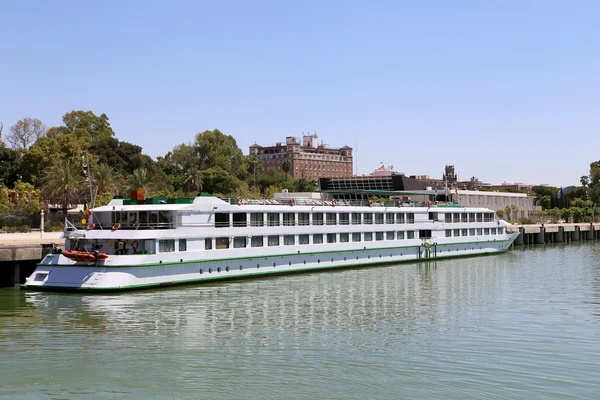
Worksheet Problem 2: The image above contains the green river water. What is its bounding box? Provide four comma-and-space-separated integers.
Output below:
1, 243, 600, 399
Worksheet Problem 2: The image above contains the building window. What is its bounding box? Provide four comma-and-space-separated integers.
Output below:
352, 232, 361, 242
461, 214, 468, 223
375, 232, 384, 241
205, 238, 213, 250
313, 213, 324, 226
468, 213, 475, 223
327, 233, 337, 243
397, 213, 405, 224
179, 239, 187, 252
454, 229, 460, 237
445, 214, 452, 223
339, 213, 350, 225
313, 234, 324, 244
283, 213, 295, 226
461, 229, 468, 236
249, 236, 262, 247
477, 228, 483, 236
234, 237, 247, 248
491, 228, 497, 235
299, 234, 309, 244
216, 237, 230, 249
215, 213, 230, 228
406, 213, 415, 224
469, 228, 476, 236
159, 239, 175, 253
326, 213, 337, 225
453, 214, 460, 223
232, 213, 247, 227
498, 227, 504, 234
375, 213, 384, 224
268, 213, 280, 226
476, 213, 483, 222
445, 229, 452, 237
407, 231, 415, 239
298, 213, 310, 226
250, 213, 264, 227
386, 213, 395, 224
284, 235, 295, 245
484, 228, 490, 235
364, 232, 373, 241
364, 213, 373, 224
397, 231, 404, 240
352, 213, 361, 225
268, 235, 280, 246
340, 233, 349, 242
386, 231, 394, 240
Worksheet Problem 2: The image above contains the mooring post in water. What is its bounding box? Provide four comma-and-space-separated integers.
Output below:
13, 263, 20, 287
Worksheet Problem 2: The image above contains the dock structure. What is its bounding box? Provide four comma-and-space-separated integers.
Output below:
509, 223, 600, 246
0, 233, 64, 287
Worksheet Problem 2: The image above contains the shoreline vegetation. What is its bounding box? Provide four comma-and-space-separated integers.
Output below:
1, 111, 599, 230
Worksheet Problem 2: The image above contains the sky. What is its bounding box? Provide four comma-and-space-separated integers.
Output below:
1, 0, 598, 187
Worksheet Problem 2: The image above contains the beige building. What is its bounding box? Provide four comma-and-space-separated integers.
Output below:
249, 134, 353, 180
457, 190, 535, 219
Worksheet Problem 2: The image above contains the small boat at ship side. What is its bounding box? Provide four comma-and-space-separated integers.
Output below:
22, 193, 519, 292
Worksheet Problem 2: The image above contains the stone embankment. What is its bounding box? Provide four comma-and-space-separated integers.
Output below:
508, 223, 600, 245
0, 232, 64, 287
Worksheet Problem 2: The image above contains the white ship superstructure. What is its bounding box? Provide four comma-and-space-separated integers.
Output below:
22, 194, 519, 292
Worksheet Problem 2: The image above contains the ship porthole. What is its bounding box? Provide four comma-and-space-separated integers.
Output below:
318, 259, 320, 263
379, 254, 382, 258
356, 256, 359, 260
344, 257, 346, 261
239, 265, 243, 270
199, 268, 203, 274
217, 267, 221, 273
208, 268, 212, 273
303, 260, 306, 264
331, 258, 333, 262
288, 261, 292, 266
390, 254, 392, 257
273, 262, 276, 267
368, 255, 370, 259
257, 264, 260, 269
226, 266, 230, 272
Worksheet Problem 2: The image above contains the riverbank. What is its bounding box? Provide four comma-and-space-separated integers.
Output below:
508, 223, 600, 245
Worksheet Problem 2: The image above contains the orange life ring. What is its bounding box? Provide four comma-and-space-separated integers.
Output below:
368, 200, 373, 207
331, 199, 337, 207
237, 197, 243, 206
289, 198, 295, 206
86, 223, 96, 230
112, 223, 121, 230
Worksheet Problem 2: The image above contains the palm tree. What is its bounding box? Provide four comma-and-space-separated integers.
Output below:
183, 168, 203, 195
41, 159, 85, 216
127, 167, 154, 195
282, 160, 291, 180
92, 163, 118, 198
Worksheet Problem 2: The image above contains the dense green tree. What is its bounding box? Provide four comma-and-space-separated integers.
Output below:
41, 160, 85, 215
293, 178, 318, 192
92, 163, 119, 199
539, 195, 551, 210
0, 144, 21, 187
127, 168, 154, 194
183, 168, 203, 195
496, 209, 504, 219
282, 159, 291, 180
90, 136, 154, 176
192, 129, 248, 179
201, 166, 243, 195
6, 118, 47, 150
61, 111, 115, 142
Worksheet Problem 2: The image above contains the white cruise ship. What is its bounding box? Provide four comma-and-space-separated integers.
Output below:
22, 193, 519, 292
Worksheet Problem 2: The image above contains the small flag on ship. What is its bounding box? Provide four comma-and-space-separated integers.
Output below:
84, 201, 92, 219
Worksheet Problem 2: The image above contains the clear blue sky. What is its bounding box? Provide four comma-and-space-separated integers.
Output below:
1, 0, 598, 187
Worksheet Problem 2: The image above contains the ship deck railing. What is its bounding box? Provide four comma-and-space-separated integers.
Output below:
222, 198, 463, 208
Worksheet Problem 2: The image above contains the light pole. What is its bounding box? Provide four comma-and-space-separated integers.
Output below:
82, 151, 94, 207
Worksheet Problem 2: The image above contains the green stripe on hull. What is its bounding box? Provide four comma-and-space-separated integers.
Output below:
22, 248, 508, 293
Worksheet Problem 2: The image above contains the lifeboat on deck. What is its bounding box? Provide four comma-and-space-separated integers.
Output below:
63, 250, 108, 263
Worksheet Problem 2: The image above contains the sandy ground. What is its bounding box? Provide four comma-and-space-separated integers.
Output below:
0, 232, 65, 246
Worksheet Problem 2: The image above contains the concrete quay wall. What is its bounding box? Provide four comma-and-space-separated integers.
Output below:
0, 232, 64, 287
509, 223, 600, 246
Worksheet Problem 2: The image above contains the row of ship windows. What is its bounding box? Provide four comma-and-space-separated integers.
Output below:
155, 227, 506, 252
444, 213, 495, 223
215, 212, 417, 227
445, 227, 504, 237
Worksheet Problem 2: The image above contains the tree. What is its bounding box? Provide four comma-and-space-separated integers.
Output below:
282, 159, 291, 180
0, 145, 20, 187
549, 208, 561, 222
580, 175, 589, 189
496, 209, 504, 219
41, 160, 85, 215
61, 111, 115, 142
92, 163, 119, 198
183, 168, 203, 195
7, 118, 47, 150
539, 195, 551, 210
127, 167, 154, 194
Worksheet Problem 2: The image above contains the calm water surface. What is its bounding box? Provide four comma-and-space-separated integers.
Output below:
2, 243, 600, 399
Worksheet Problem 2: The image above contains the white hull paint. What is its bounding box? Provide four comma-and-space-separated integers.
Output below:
24, 234, 518, 291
